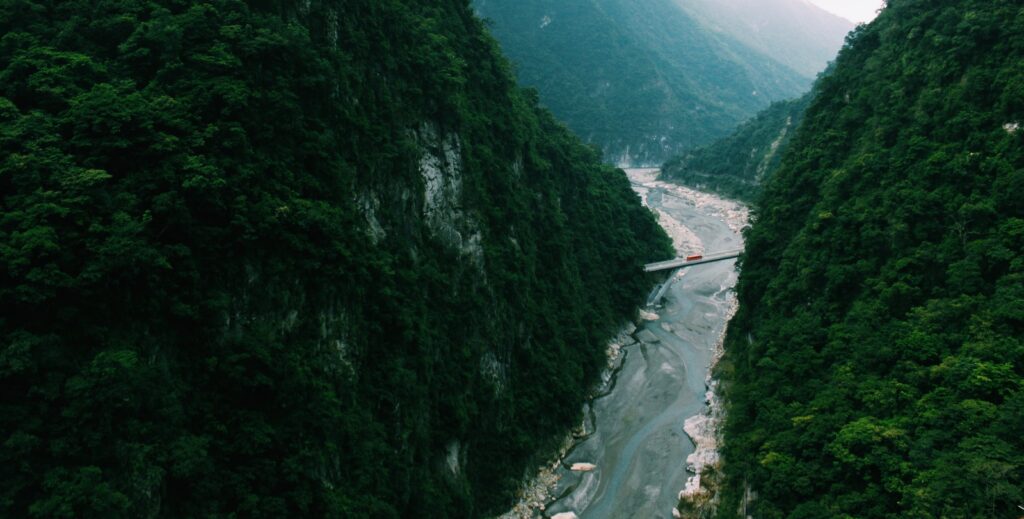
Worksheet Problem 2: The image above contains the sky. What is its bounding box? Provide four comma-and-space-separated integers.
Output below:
806, 0, 885, 24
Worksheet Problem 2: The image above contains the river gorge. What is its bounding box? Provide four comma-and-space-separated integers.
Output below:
500, 170, 748, 518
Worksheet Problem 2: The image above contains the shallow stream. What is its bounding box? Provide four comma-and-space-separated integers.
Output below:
543, 169, 745, 518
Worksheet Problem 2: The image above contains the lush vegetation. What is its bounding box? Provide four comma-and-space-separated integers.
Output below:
474, 0, 840, 165
0, 0, 672, 516
718, 0, 1024, 516
661, 95, 811, 203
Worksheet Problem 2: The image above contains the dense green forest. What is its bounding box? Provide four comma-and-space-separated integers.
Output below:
718, 0, 1024, 516
473, 0, 845, 165
661, 94, 811, 202
0, 0, 672, 517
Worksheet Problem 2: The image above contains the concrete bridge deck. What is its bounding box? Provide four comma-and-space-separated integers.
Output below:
643, 250, 743, 273
643, 250, 743, 306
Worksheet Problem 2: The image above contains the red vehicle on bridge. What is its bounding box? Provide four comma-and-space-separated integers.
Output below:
686, 254, 703, 261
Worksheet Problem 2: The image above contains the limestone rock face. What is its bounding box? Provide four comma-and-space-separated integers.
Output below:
417, 123, 485, 268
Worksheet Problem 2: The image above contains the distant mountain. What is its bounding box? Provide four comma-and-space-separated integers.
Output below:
672, 0, 853, 78
660, 93, 812, 202
474, 0, 851, 165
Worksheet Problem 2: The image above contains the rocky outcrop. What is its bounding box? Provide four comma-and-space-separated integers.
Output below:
417, 123, 485, 268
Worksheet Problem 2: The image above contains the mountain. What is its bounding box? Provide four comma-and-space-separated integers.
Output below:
718, 0, 1024, 516
660, 93, 811, 202
474, 0, 851, 165
0, 0, 671, 516
672, 0, 854, 78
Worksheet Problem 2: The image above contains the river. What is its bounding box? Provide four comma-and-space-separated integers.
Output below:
500, 169, 747, 519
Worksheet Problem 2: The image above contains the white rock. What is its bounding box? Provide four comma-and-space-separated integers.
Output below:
444, 441, 462, 477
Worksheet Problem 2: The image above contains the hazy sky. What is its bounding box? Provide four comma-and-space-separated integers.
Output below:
806, 0, 884, 23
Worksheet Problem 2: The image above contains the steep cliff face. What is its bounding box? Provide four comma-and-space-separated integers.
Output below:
719, 0, 1024, 516
0, 1, 671, 517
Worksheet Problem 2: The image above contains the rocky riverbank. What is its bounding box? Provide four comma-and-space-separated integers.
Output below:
674, 298, 738, 518
496, 323, 645, 519
634, 169, 748, 519
497, 169, 748, 519
630, 168, 748, 234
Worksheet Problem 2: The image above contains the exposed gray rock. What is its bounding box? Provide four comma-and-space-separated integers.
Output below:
417, 123, 485, 269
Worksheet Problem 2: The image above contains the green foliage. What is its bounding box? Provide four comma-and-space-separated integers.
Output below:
474, 0, 821, 165
0, 0, 671, 517
718, 1, 1024, 517
661, 95, 812, 203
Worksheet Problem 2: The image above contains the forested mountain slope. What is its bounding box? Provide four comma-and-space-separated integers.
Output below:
660, 94, 811, 202
474, 0, 847, 165
720, 0, 1024, 516
0, 0, 671, 516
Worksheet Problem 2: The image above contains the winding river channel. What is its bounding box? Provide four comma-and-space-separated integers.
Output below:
500, 169, 748, 519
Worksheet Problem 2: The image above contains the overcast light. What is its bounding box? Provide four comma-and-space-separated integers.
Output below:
807, 0, 885, 24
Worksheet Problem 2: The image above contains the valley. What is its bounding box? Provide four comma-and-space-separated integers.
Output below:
474, 0, 850, 164
502, 170, 747, 518
5, 1, 1023, 517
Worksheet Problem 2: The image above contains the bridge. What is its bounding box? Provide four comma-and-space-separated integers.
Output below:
644, 249, 743, 273
644, 249, 743, 307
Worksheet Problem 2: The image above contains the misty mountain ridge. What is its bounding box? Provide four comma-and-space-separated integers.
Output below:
672, 0, 854, 78
475, 0, 852, 165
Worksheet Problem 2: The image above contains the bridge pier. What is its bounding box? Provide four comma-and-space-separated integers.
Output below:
642, 249, 743, 307
646, 267, 682, 307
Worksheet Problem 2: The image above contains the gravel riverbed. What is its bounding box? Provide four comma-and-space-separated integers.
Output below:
498, 169, 747, 519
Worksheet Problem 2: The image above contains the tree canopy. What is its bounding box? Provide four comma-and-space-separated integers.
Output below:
0, 0, 670, 516
718, 1, 1024, 516
661, 94, 812, 203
